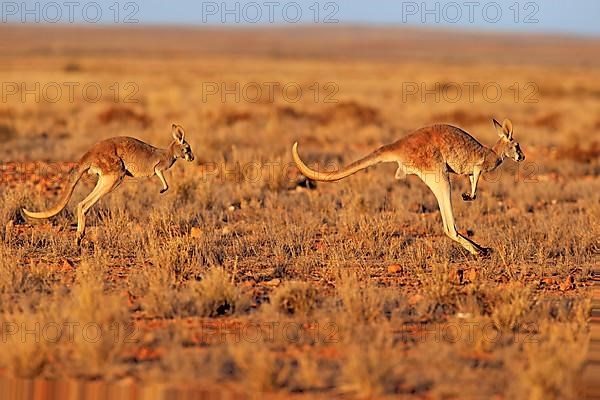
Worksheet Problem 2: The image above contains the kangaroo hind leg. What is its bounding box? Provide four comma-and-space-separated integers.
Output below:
75, 174, 123, 245
419, 169, 489, 256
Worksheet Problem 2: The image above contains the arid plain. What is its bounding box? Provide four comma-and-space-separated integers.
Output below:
0, 25, 598, 399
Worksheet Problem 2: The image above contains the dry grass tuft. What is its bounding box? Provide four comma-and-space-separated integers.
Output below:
133, 266, 249, 318
269, 281, 320, 316
186, 267, 251, 317
340, 328, 403, 397
508, 322, 589, 400
53, 253, 132, 378
336, 271, 386, 326
0, 311, 51, 378
490, 283, 534, 334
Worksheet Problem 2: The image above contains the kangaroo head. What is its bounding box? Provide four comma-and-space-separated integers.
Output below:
493, 118, 524, 162
171, 124, 195, 162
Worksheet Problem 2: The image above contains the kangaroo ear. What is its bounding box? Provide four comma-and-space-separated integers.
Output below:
493, 118, 509, 139
502, 119, 513, 139
172, 124, 185, 143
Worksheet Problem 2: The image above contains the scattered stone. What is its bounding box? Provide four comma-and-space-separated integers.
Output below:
135, 347, 161, 362
313, 241, 327, 251
541, 277, 556, 286
451, 266, 478, 284
465, 268, 478, 282
387, 264, 402, 274
456, 312, 473, 319
408, 202, 433, 214
190, 227, 202, 239
262, 278, 281, 287
408, 294, 424, 305
559, 275, 575, 291
458, 229, 474, 238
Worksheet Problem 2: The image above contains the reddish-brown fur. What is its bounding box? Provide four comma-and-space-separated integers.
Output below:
23, 124, 195, 245
80, 137, 179, 177
292, 119, 525, 255
388, 125, 493, 173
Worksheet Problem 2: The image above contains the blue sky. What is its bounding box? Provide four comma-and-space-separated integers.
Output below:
4, 0, 600, 36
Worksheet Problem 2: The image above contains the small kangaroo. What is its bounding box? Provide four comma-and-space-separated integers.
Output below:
292, 119, 525, 255
23, 124, 195, 245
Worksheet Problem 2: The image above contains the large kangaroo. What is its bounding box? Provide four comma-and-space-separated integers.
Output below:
23, 124, 195, 245
292, 119, 525, 255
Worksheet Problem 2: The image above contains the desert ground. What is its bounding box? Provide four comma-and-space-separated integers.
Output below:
0, 25, 599, 399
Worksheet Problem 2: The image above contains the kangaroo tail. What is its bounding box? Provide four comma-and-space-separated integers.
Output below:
292, 142, 394, 182
22, 165, 89, 219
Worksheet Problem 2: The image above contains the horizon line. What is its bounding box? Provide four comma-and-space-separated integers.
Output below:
2, 22, 599, 40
